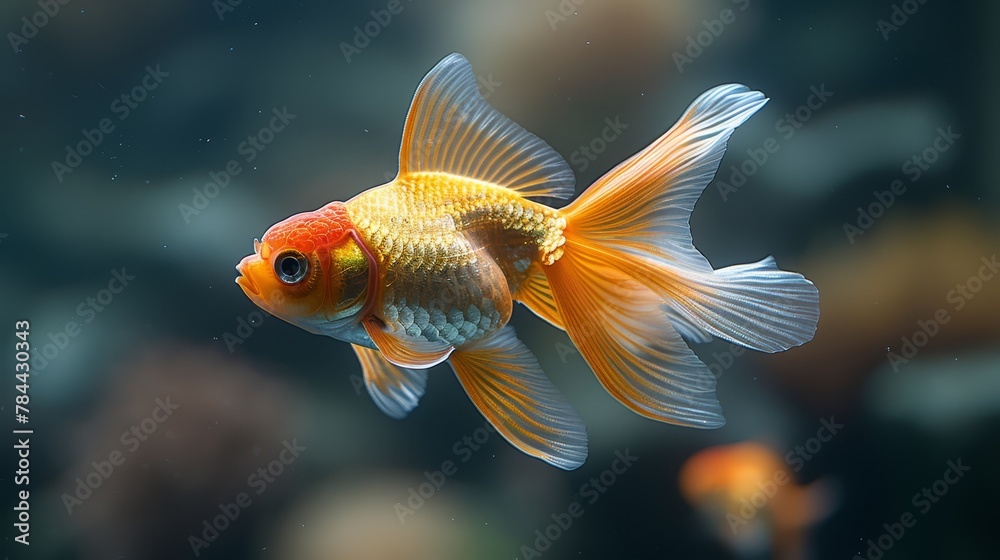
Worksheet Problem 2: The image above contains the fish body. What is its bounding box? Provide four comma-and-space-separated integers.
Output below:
679, 442, 839, 560
236, 53, 820, 469
347, 172, 566, 348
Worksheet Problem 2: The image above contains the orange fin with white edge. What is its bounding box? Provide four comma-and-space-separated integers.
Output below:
541, 84, 819, 426
559, 83, 818, 355
397, 53, 575, 200
448, 326, 587, 470
546, 251, 725, 427
363, 317, 454, 369
352, 344, 427, 419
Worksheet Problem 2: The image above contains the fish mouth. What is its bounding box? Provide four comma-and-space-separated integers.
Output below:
235, 256, 260, 297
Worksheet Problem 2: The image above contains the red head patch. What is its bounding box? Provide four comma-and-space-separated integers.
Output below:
261, 201, 353, 254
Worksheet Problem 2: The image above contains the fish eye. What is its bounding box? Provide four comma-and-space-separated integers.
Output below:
274, 251, 309, 284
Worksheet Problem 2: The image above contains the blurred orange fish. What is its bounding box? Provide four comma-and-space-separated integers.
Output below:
235, 53, 819, 469
679, 442, 838, 560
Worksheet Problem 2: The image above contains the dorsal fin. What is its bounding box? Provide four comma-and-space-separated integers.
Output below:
397, 53, 575, 201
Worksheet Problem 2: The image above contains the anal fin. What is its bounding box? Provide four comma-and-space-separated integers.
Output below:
513, 264, 564, 330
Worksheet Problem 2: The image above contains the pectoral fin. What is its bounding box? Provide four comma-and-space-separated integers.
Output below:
352, 344, 427, 419
448, 326, 588, 470
363, 316, 454, 369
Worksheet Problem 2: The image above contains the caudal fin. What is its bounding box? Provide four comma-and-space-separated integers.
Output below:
544, 84, 819, 427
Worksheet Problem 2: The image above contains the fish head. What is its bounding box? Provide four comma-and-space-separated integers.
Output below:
236, 202, 371, 331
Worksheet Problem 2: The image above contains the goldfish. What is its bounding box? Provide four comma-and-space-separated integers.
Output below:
236, 53, 819, 470
679, 442, 838, 560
